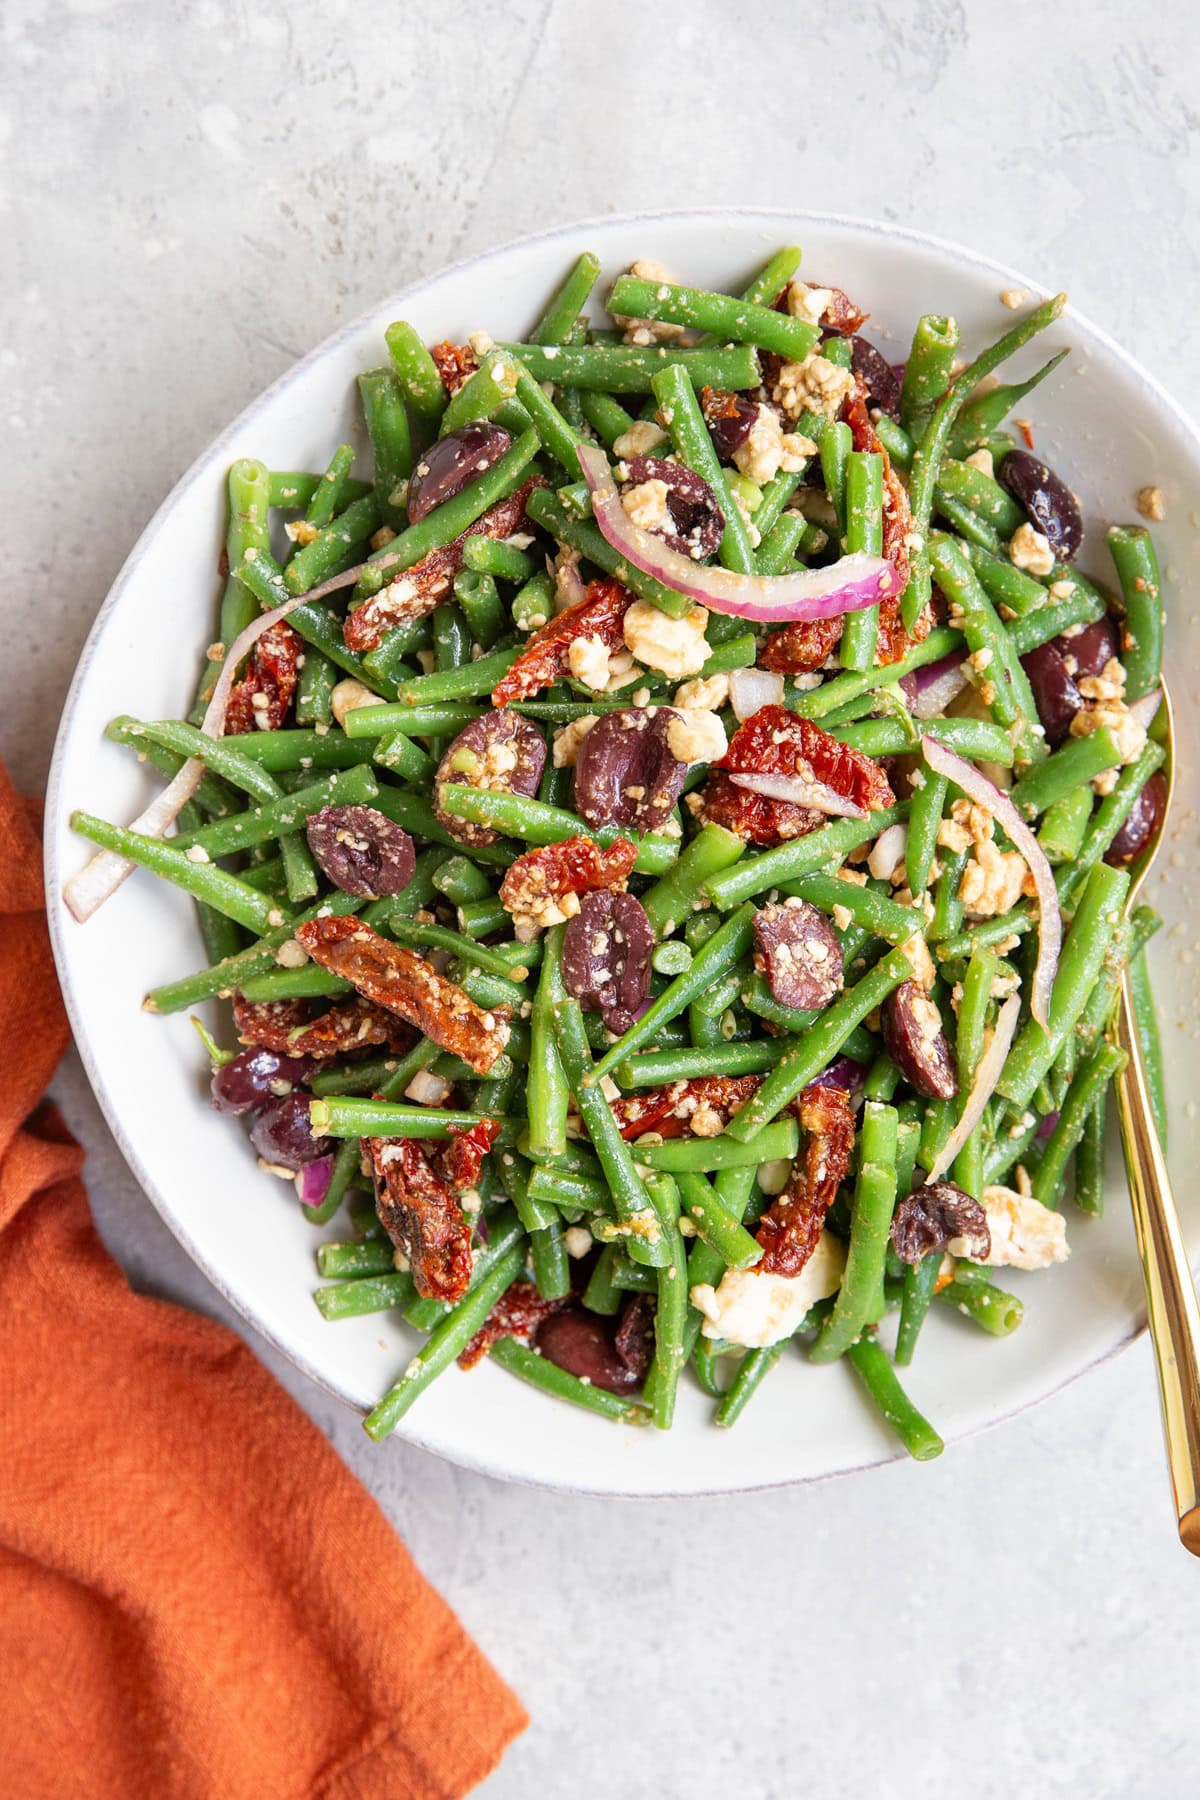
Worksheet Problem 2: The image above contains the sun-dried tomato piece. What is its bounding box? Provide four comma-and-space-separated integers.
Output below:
458, 1279, 571, 1369
293, 915, 509, 1074
756, 1084, 855, 1276
367, 1136, 474, 1303
703, 704, 894, 847
343, 477, 545, 652
224, 619, 302, 735
491, 576, 632, 707
499, 835, 637, 943
758, 615, 845, 675
429, 340, 478, 394
232, 992, 412, 1060
611, 1075, 763, 1142
442, 1117, 502, 1192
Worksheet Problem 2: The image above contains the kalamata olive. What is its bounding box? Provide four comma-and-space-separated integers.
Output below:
562, 889, 653, 1034
1020, 640, 1083, 747
305, 804, 416, 899
999, 449, 1083, 561
1054, 615, 1120, 681
249, 1093, 331, 1170
613, 1294, 656, 1381
406, 422, 512, 524
620, 455, 724, 561
211, 1047, 312, 1115
849, 336, 903, 422
753, 899, 843, 1011
434, 708, 546, 846
882, 981, 958, 1101
573, 707, 686, 833
534, 1308, 642, 1395
700, 386, 759, 462
891, 1180, 990, 1264
1106, 770, 1167, 866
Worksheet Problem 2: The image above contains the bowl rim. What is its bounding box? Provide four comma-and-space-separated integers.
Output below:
43, 204, 1200, 1496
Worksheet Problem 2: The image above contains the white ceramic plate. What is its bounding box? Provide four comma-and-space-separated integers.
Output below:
45, 210, 1200, 1496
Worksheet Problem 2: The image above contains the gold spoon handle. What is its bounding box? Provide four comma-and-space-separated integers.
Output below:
1115, 961, 1200, 1553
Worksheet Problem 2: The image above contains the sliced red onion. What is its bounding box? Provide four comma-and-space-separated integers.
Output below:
577, 442, 897, 624
909, 650, 969, 720
806, 1055, 869, 1097
729, 771, 866, 818
729, 667, 784, 722
64, 579, 330, 922
1127, 687, 1162, 732
296, 1154, 335, 1208
926, 994, 1022, 1183
1036, 1109, 1059, 1142
920, 735, 1060, 1029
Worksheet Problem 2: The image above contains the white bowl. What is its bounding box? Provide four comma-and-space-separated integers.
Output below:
45, 210, 1200, 1496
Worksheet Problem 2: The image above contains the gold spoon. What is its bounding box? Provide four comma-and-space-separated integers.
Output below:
1111, 684, 1200, 1553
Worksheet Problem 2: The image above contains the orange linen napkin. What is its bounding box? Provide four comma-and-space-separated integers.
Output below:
1, 762, 526, 1798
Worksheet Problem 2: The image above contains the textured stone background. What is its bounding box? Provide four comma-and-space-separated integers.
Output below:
6, 2, 1200, 1793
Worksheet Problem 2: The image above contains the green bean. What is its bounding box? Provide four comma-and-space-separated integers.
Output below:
609, 274, 820, 362
928, 532, 1044, 764
1033, 1040, 1127, 1207
787, 873, 921, 946
270, 470, 370, 510
947, 349, 1069, 457
497, 341, 761, 393
641, 823, 745, 938
819, 419, 852, 534
358, 369, 412, 525
726, 946, 912, 1141
616, 1038, 792, 1088
998, 861, 1130, 1110
462, 534, 535, 584
527, 1167, 609, 1213
965, 541, 1052, 618
1106, 524, 1163, 700
735, 245, 802, 307
384, 320, 447, 439
309, 1054, 407, 1098
552, 996, 667, 1268
1075, 1096, 1107, 1216
144, 891, 369, 1014
282, 492, 381, 598
529, 1212, 571, 1301
839, 451, 885, 669
1005, 585, 1106, 656
505, 361, 588, 474
651, 362, 756, 574
315, 1270, 416, 1322
1128, 947, 1167, 1148
811, 1101, 899, 1363
432, 854, 494, 908
318, 1239, 395, 1279
1059, 740, 1165, 899
672, 1170, 762, 1271
901, 294, 1066, 631
531, 250, 601, 343
435, 785, 677, 876
525, 488, 691, 618
194, 458, 272, 714
935, 456, 1024, 537
436, 349, 527, 438
511, 568, 555, 633
70, 811, 285, 935
173, 764, 376, 860
703, 804, 907, 911
308, 1097, 498, 1140
240, 966, 347, 1003
926, 846, 967, 945
1008, 729, 1121, 819
487, 1336, 647, 1423
641, 1174, 687, 1429
935, 908, 1035, 964
582, 1242, 624, 1315
954, 945, 998, 1199
755, 512, 807, 576
587, 904, 757, 1085
527, 924, 570, 1161
900, 314, 960, 441
1037, 784, 1094, 865
363, 1241, 525, 1441
790, 627, 962, 721
845, 1331, 944, 1459
104, 718, 239, 818
713, 1343, 784, 1427
300, 446, 355, 534
450, 569, 503, 648
495, 1147, 556, 1235
295, 646, 336, 727
634, 1118, 798, 1174
907, 767, 948, 897
362, 427, 539, 574
935, 1274, 1023, 1337
894, 1252, 942, 1367
226, 729, 376, 772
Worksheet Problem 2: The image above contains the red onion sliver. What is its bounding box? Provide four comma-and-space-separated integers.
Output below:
729, 667, 784, 722
1127, 688, 1162, 732
64, 580, 332, 922
909, 650, 969, 720
577, 443, 897, 624
926, 994, 1022, 1184
296, 1153, 335, 1208
729, 771, 866, 818
920, 734, 1061, 1029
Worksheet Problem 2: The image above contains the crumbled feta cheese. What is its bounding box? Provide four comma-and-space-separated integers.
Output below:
1069, 669, 1147, 765
674, 671, 730, 713
1136, 484, 1166, 522
999, 287, 1027, 310
274, 938, 309, 969
949, 1184, 1069, 1270
567, 633, 616, 693
552, 714, 599, 768
756, 1158, 792, 1196
405, 1068, 452, 1107
1008, 522, 1055, 578
666, 708, 727, 766
691, 1232, 846, 1348
622, 599, 710, 678
1077, 656, 1127, 705
622, 476, 673, 534
898, 932, 937, 990
959, 835, 1028, 918
613, 419, 667, 460
771, 349, 855, 422
964, 447, 995, 478
284, 518, 320, 546
787, 281, 834, 325
185, 844, 210, 864
564, 1225, 593, 1259
331, 678, 382, 727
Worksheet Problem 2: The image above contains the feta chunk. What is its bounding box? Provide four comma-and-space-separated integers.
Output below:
691, 1231, 846, 1348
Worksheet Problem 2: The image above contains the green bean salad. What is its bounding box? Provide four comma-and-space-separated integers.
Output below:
67, 246, 1170, 1455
